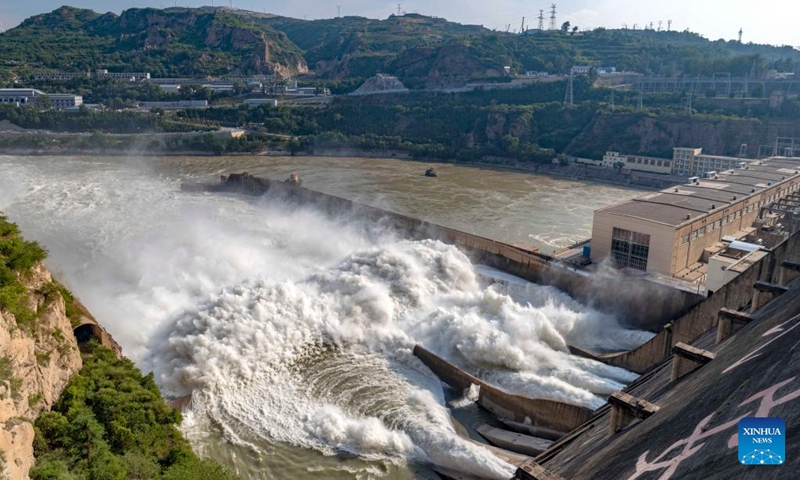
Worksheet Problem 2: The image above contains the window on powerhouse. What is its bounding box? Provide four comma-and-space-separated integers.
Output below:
611, 227, 650, 271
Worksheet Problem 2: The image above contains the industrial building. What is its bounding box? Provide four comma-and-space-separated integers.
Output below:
33, 72, 90, 81
95, 69, 150, 81
0, 89, 82, 109
242, 98, 278, 108
590, 156, 800, 283
599, 148, 755, 177
138, 100, 208, 109
602, 151, 673, 174
672, 147, 751, 176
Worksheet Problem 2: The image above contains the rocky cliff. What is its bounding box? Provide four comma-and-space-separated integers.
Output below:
0, 215, 120, 479
0, 264, 80, 479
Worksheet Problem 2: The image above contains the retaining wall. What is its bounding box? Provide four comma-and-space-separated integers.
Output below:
413, 346, 593, 433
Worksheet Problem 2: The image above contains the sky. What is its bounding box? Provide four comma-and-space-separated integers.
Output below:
0, 0, 798, 47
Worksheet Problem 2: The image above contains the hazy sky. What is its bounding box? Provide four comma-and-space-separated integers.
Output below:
0, 1, 798, 47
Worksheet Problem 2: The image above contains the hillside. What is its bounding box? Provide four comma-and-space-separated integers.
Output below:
0, 6, 307, 77
1, 6, 797, 87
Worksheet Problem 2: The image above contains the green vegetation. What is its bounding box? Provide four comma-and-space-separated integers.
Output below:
0, 214, 48, 328
0, 7, 797, 88
0, 104, 211, 134
0, 6, 305, 77
32, 341, 238, 480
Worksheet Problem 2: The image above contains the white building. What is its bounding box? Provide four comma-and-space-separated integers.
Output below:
159, 85, 181, 94
34, 72, 90, 81
0, 89, 81, 109
95, 69, 150, 82
572, 66, 592, 74
672, 148, 751, 177
243, 98, 278, 108
139, 100, 208, 109
601, 151, 673, 174
48, 94, 83, 109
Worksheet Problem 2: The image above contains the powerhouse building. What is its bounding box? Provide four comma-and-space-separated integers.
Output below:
591, 156, 800, 277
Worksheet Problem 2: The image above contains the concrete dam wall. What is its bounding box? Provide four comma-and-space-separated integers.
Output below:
185, 173, 702, 331
603, 227, 800, 373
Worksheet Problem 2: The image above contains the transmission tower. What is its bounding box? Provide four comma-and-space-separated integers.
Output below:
667, 20, 672, 31
538, 10, 544, 30
564, 68, 574, 107
396, 3, 402, 16
337, 5, 341, 18
549, 4, 557, 31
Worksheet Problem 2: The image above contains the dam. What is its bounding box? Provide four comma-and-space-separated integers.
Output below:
6, 154, 798, 479
183, 171, 800, 479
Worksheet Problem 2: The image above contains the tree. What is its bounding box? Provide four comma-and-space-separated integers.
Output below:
36, 95, 53, 110
561, 21, 571, 34
571, 26, 579, 36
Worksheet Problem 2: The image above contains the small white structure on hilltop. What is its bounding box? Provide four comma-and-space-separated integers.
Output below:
350, 74, 409, 96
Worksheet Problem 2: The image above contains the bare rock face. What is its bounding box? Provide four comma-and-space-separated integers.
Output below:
0, 264, 82, 480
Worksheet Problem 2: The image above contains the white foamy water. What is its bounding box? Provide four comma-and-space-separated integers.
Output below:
0, 156, 651, 479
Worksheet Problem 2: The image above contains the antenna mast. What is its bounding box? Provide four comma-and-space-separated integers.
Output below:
549, 4, 557, 31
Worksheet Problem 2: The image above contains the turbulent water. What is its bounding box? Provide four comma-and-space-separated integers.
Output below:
0, 155, 652, 479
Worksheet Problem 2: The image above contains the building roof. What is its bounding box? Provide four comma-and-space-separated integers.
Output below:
597, 156, 800, 227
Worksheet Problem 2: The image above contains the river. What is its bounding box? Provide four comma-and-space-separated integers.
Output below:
0, 155, 650, 479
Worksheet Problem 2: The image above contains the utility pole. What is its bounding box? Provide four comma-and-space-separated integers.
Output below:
549, 4, 557, 31
610, 89, 615, 112
538, 10, 544, 30
564, 67, 574, 107
637, 84, 643, 110
686, 91, 693, 116
520, 17, 525, 34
